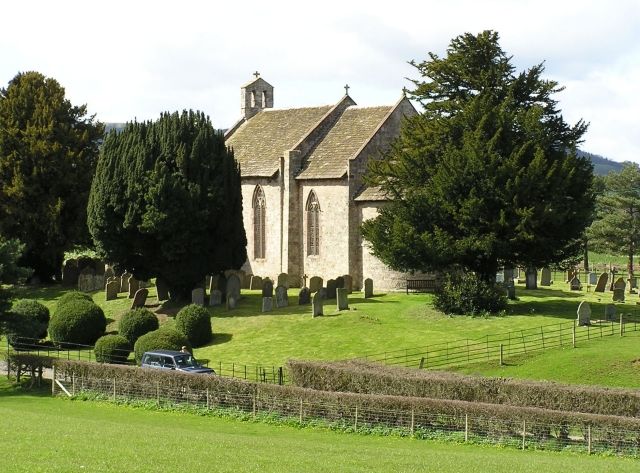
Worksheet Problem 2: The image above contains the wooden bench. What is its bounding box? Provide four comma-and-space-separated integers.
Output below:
406, 279, 437, 294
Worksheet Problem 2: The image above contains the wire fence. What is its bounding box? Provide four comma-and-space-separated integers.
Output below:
51, 372, 640, 457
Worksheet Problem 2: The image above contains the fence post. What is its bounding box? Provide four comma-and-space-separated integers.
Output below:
299, 399, 303, 424
499, 344, 503, 366
51, 365, 56, 396
156, 381, 159, 404
587, 425, 592, 455
522, 420, 526, 450
410, 409, 415, 435
206, 388, 210, 409
620, 313, 624, 337
354, 406, 358, 430
252, 391, 257, 417
278, 367, 283, 385
572, 324, 576, 348
465, 414, 468, 442
72, 373, 76, 396
112, 378, 116, 401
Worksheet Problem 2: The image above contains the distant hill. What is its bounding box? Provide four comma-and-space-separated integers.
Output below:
577, 150, 624, 176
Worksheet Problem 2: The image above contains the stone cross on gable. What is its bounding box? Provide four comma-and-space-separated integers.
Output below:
344, 84, 350, 95
253, 71, 260, 78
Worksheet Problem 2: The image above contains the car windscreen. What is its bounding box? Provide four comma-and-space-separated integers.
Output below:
174, 354, 198, 367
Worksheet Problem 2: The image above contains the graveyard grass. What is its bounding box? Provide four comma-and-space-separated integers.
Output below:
1, 379, 638, 473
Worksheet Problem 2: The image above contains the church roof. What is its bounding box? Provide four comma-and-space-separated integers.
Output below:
353, 185, 390, 202
296, 106, 393, 180
226, 105, 333, 177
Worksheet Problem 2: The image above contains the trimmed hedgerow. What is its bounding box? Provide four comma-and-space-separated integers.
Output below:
6, 299, 50, 340
287, 360, 640, 418
133, 328, 191, 363
94, 335, 131, 364
434, 273, 507, 315
57, 291, 94, 306
118, 308, 159, 346
174, 304, 212, 347
49, 299, 106, 345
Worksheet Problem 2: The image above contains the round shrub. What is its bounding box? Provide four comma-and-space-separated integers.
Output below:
175, 304, 212, 347
133, 328, 191, 363
434, 273, 508, 315
9, 299, 50, 339
118, 308, 159, 346
94, 334, 131, 364
57, 291, 93, 307
49, 299, 107, 345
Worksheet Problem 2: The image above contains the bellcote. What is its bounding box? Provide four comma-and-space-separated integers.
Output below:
241, 73, 274, 119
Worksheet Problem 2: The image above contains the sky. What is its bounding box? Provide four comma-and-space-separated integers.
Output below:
1, 0, 638, 162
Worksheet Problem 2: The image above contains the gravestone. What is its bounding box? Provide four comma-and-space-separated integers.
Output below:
336, 288, 349, 310
614, 277, 626, 291
298, 287, 311, 305
364, 278, 373, 298
594, 273, 608, 292
120, 272, 131, 294
576, 301, 591, 326
105, 280, 119, 301
275, 285, 289, 308
589, 272, 598, 285
540, 268, 552, 286
250, 275, 263, 290
131, 288, 148, 309
566, 269, 577, 283
277, 273, 289, 289
312, 291, 323, 317
191, 288, 205, 306
78, 267, 95, 292
309, 276, 323, 293
326, 279, 337, 299
128, 276, 139, 299
506, 281, 516, 300
318, 287, 327, 299
342, 275, 353, 294
209, 289, 222, 307
62, 258, 80, 286
605, 303, 617, 321
262, 278, 274, 298
156, 278, 169, 301
226, 274, 241, 309
262, 297, 273, 312
569, 276, 581, 291
495, 272, 504, 283
335, 276, 345, 290
613, 288, 625, 303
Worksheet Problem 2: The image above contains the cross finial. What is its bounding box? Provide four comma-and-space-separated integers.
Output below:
253, 71, 260, 78
344, 84, 350, 95
402, 86, 408, 97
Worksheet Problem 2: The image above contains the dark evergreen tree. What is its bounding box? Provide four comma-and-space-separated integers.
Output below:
0, 72, 104, 280
87, 111, 247, 300
363, 31, 594, 287
0, 235, 32, 335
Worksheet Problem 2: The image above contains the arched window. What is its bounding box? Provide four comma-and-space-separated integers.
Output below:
262, 90, 267, 107
306, 191, 320, 256
253, 186, 266, 259
251, 90, 256, 108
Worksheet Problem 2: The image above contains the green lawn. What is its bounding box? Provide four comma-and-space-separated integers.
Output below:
0, 380, 637, 473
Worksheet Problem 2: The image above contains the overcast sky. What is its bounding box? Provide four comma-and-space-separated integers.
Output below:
2, 0, 638, 162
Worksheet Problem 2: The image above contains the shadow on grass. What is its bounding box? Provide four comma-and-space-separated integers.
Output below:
0, 378, 52, 398
11, 283, 70, 303
209, 333, 233, 346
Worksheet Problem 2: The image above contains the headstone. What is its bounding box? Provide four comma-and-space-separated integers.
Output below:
506, 281, 516, 300
335, 276, 345, 290
78, 267, 95, 292
250, 275, 263, 291
277, 273, 289, 289
595, 273, 608, 293
312, 291, 323, 317
540, 268, 552, 286
588, 272, 598, 285
298, 287, 311, 305
525, 270, 538, 289
613, 288, 625, 303
318, 287, 327, 299
614, 277, 626, 291
156, 278, 170, 301
128, 276, 139, 299
364, 278, 373, 298
62, 259, 79, 286
262, 278, 274, 298
604, 303, 617, 321
343, 275, 353, 294
191, 287, 205, 306
275, 285, 289, 308
226, 274, 241, 309
336, 288, 348, 310
131, 288, 148, 309
120, 272, 131, 294
326, 279, 337, 299
566, 269, 577, 283
309, 276, 323, 293
495, 272, 504, 283
209, 289, 222, 307
105, 280, 119, 301
262, 297, 273, 313
569, 276, 581, 291
576, 301, 591, 326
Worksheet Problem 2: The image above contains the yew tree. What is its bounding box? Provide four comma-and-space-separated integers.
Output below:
363, 31, 594, 284
87, 111, 246, 300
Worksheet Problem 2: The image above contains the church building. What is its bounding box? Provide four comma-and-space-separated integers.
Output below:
225, 75, 417, 291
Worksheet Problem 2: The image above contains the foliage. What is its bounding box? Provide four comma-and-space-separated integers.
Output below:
0, 235, 32, 334
57, 291, 93, 306
5, 299, 50, 341
49, 298, 106, 345
433, 273, 507, 315
118, 308, 159, 347
587, 163, 640, 278
363, 31, 594, 284
133, 328, 191, 363
94, 334, 131, 364
0, 71, 104, 280
87, 110, 246, 300
174, 304, 212, 347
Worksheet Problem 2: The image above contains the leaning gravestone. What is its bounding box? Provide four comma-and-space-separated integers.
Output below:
312, 291, 323, 317
594, 273, 608, 293
277, 273, 289, 289
128, 276, 140, 299
250, 275, 263, 291
120, 272, 131, 294
209, 289, 222, 307
569, 276, 581, 291
540, 268, 552, 286
336, 288, 349, 311
156, 278, 169, 301
105, 280, 119, 301
298, 287, 311, 305
335, 276, 345, 290
364, 278, 373, 298
226, 274, 241, 309
262, 297, 273, 313
326, 279, 337, 299
605, 303, 617, 321
275, 285, 289, 308
131, 288, 148, 309
262, 278, 274, 298
309, 276, 323, 293
191, 288, 205, 306
576, 301, 591, 326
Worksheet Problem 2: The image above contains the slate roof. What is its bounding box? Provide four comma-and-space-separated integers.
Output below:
353, 186, 390, 202
226, 105, 333, 177
296, 106, 393, 180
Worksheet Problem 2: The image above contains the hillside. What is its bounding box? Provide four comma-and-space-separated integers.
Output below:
577, 150, 624, 175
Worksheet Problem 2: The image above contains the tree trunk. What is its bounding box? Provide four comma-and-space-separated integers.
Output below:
525, 267, 538, 290
628, 244, 635, 290
583, 238, 589, 271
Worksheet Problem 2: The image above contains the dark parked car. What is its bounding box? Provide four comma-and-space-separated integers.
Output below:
140, 350, 215, 375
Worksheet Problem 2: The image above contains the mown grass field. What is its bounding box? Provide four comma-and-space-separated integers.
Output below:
1, 379, 638, 473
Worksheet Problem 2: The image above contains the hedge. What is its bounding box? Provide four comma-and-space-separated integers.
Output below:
94, 335, 131, 364
133, 328, 191, 363
6, 299, 50, 340
287, 360, 640, 418
48, 299, 107, 345
118, 308, 159, 346
56, 291, 94, 307
174, 304, 212, 347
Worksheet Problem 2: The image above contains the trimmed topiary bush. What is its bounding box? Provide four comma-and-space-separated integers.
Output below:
434, 273, 507, 315
49, 299, 107, 345
94, 334, 131, 364
133, 328, 191, 363
57, 291, 93, 307
7, 299, 50, 340
118, 308, 159, 347
174, 304, 212, 347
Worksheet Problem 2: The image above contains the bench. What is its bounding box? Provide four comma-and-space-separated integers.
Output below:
406, 279, 437, 294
